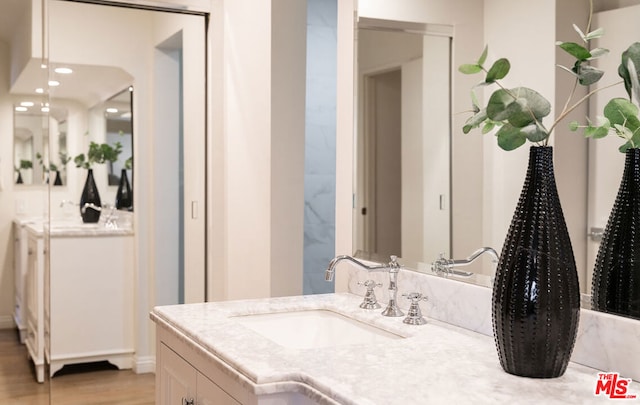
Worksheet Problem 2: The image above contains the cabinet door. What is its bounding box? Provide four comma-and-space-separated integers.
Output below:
197, 373, 240, 405
159, 344, 197, 405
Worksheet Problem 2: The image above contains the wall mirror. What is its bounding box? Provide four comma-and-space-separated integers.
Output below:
352, 1, 640, 321
0, 0, 205, 399
45, 0, 206, 400
103, 87, 133, 191
353, 18, 452, 268
13, 106, 40, 185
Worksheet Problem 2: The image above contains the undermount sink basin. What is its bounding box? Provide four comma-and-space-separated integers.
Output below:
232, 310, 403, 349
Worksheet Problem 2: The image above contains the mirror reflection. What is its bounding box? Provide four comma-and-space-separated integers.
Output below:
13, 107, 38, 185
354, 21, 451, 267
353, 2, 640, 320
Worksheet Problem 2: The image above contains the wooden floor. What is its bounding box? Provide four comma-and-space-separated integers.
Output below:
0, 329, 155, 404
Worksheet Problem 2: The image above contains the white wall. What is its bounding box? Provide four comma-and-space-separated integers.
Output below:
207, 0, 306, 301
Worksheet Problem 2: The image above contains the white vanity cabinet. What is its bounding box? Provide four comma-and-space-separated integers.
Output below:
159, 342, 240, 405
24, 224, 135, 382
24, 228, 46, 382
13, 219, 35, 343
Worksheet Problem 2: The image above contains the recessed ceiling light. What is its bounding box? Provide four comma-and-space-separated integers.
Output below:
41, 107, 50, 112
41, 63, 47, 69
35, 88, 44, 94
20, 101, 34, 107
48, 80, 60, 86
54, 67, 73, 74
106, 108, 118, 113
15, 106, 28, 112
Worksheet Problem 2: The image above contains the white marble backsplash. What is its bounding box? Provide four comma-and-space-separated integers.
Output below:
341, 261, 640, 382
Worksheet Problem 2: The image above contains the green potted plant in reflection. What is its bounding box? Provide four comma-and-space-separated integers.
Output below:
458, 0, 613, 378
51, 152, 72, 186
74, 141, 122, 223
35, 152, 71, 186
14, 159, 32, 184
570, 42, 640, 320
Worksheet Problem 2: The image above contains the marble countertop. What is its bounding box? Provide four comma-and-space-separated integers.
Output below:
151, 293, 639, 404
21, 218, 133, 237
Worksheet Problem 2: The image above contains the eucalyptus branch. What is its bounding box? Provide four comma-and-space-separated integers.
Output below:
548, 81, 624, 135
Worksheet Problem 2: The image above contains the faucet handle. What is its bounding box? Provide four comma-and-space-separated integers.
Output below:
402, 292, 428, 325
357, 280, 382, 310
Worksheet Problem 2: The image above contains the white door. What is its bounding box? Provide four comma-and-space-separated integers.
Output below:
587, 5, 640, 293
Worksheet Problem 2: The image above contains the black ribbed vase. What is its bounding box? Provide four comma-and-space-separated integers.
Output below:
492, 146, 580, 378
80, 169, 101, 223
115, 169, 132, 210
591, 148, 640, 319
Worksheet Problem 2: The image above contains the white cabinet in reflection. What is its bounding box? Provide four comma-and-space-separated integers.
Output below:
25, 223, 134, 382
13, 218, 36, 344
25, 228, 45, 382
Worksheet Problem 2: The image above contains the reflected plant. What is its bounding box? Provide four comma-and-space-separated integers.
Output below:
15, 159, 32, 173
124, 156, 132, 170
74, 141, 122, 169
459, 0, 612, 150
570, 42, 640, 152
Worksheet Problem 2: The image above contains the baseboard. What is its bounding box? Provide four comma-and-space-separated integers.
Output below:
0, 315, 15, 330
133, 355, 155, 374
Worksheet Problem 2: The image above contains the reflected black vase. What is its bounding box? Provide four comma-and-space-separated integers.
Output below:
16, 172, 23, 184
492, 146, 580, 378
53, 170, 63, 186
591, 148, 640, 319
80, 169, 101, 223
115, 169, 132, 210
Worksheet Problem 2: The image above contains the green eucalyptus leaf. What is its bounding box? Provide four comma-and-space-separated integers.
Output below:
619, 42, 640, 100
459, 64, 482, 74
588, 48, 609, 59
496, 124, 527, 151
627, 58, 640, 104
485, 58, 510, 83
585, 124, 609, 139
574, 63, 605, 86
486, 87, 551, 126
604, 98, 640, 131
478, 45, 488, 66
558, 42, 591, 61
585, 27, 605, 41
620, 141, 633, 153
522, 123, 548, 142
614, 124, 634, 140
482, 121, 496, 134
569, 121, 580, 131
463, 108, 488, 134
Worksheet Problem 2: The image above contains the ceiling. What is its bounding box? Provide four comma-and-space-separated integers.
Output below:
2, 1, 133, 111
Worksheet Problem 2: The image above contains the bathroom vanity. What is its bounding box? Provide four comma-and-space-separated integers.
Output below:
23, 220, 134, 382
152, 292, 639, 404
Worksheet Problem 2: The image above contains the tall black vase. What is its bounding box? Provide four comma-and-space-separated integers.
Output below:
80, 169, 101, 223
53, 170, 63, 186
115, 169, 132, 210
492, 146, 580, 378
591, 148, 640, 319
16, 172, 23, 184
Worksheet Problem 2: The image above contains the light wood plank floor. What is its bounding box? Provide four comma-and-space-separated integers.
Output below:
0, 329, 155, 404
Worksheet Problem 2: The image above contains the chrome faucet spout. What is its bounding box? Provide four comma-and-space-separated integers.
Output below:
324, 255, 389, 282
432, 247, 499, 277
325, 255, 404, 317
81, 202, 102, 214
